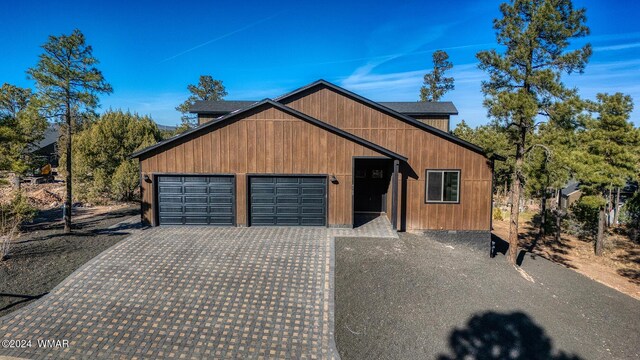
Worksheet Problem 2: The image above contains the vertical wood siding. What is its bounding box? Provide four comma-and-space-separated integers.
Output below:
283, 87, 492, 231
140, 106, 383, 226
412, 115, 450, 132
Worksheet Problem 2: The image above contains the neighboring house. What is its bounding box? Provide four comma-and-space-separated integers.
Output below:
560, 180, 638, 225
560, 180, 581, 210
25, 122, 175, 170
29, 123, 59, 167
131, 80, 503, 235
560, 180, 638, 210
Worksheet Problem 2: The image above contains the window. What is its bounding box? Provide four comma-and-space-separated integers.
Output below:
425, 170, 460, 203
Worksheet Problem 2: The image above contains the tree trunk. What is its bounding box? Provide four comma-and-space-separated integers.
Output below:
10, 173, 20, 190
555, 189, 562, 243
606, 188, 612, 227
613, 187, 620, 226
507, 131, 525, 264
64, 103, 72, 234
595, 206, 605, 256
539, 190, 547, 238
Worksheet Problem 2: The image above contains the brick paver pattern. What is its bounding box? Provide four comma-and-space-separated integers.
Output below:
0, 227, 340, 359
330, 214, 398, 239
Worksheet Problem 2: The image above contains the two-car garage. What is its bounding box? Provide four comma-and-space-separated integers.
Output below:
156, 175, 327, 227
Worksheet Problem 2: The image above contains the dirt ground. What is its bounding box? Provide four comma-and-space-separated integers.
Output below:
0, 205, 140, 318
493, 214, 640, 300
0, 182, 65, 209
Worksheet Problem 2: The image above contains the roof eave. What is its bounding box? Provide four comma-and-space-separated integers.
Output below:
188, 110, 228, 114
403, 112, 458, 116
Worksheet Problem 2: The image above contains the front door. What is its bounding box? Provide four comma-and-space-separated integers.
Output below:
354, 159, 392, 213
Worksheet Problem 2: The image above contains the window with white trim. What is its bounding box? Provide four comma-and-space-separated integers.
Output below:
425, 170, 460, 203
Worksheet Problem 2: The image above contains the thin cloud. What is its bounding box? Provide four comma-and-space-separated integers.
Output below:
343, 21, 462, 86
588, 31, 640, 42
316, 42, 493, 68
593, 42, 640, 52
159, 12, 282, 63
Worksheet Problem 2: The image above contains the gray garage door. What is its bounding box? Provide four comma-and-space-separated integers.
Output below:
249, 176, 326, 226
157, 175, 234, 225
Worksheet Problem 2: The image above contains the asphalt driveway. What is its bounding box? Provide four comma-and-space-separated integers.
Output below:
0, 227, 338, 359
335, 232, 640, 360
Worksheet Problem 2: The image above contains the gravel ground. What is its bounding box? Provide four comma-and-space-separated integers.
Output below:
335, 232, 640, 360
0, 206, 140, 318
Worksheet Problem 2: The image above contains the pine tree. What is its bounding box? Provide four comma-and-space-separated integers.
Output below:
477, 0, 591, 264
0, 84, 48, 181
575, 93, 640, 255
28, 29, 112, 233
453, 121, 514, 197
524, 123, 575, 239
176, 75, 227, 129
420, 50, 454, 102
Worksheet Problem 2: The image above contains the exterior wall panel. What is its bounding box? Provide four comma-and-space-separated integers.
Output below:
283, 87, 492, 231
140, 106, 383, 226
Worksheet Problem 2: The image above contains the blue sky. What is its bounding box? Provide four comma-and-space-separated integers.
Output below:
1, 0, 639, 127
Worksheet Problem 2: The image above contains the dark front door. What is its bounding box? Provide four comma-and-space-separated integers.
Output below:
156, 175, 235, 225
249, 176, 327, 226
354, 159, 392, 213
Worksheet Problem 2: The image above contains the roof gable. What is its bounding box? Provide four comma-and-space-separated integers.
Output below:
276, 80, 503, 161
131, 99, 407, 161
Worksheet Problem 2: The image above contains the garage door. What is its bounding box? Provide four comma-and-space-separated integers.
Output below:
249, 176, 326, 226
157, 175, 234, 225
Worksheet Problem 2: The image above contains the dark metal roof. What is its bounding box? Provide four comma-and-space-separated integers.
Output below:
275, 79, 505, 161
561, 180, 581, 197
189, 100, 256, 114
190, 100, 457, 115
28, 123, 59, 153
378, 102, 458, 115
131, 99, 407, 162
561, 180, 638, 197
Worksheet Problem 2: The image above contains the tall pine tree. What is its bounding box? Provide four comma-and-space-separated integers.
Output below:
176, 75, 227, 129
477, 0, 591, 264
28, 29, 112, 233
420, 50, 454, 102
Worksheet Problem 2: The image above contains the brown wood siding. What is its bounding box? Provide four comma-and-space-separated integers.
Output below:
412, 115, 450, 132
140, 106, 385, 226
197, 114, 219, 126
283, 87, 492, 231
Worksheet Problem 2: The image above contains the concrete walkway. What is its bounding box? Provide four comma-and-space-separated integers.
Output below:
0, 227, 342, 359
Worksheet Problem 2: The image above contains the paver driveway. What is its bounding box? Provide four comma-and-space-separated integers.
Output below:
0, 227, 339, 359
